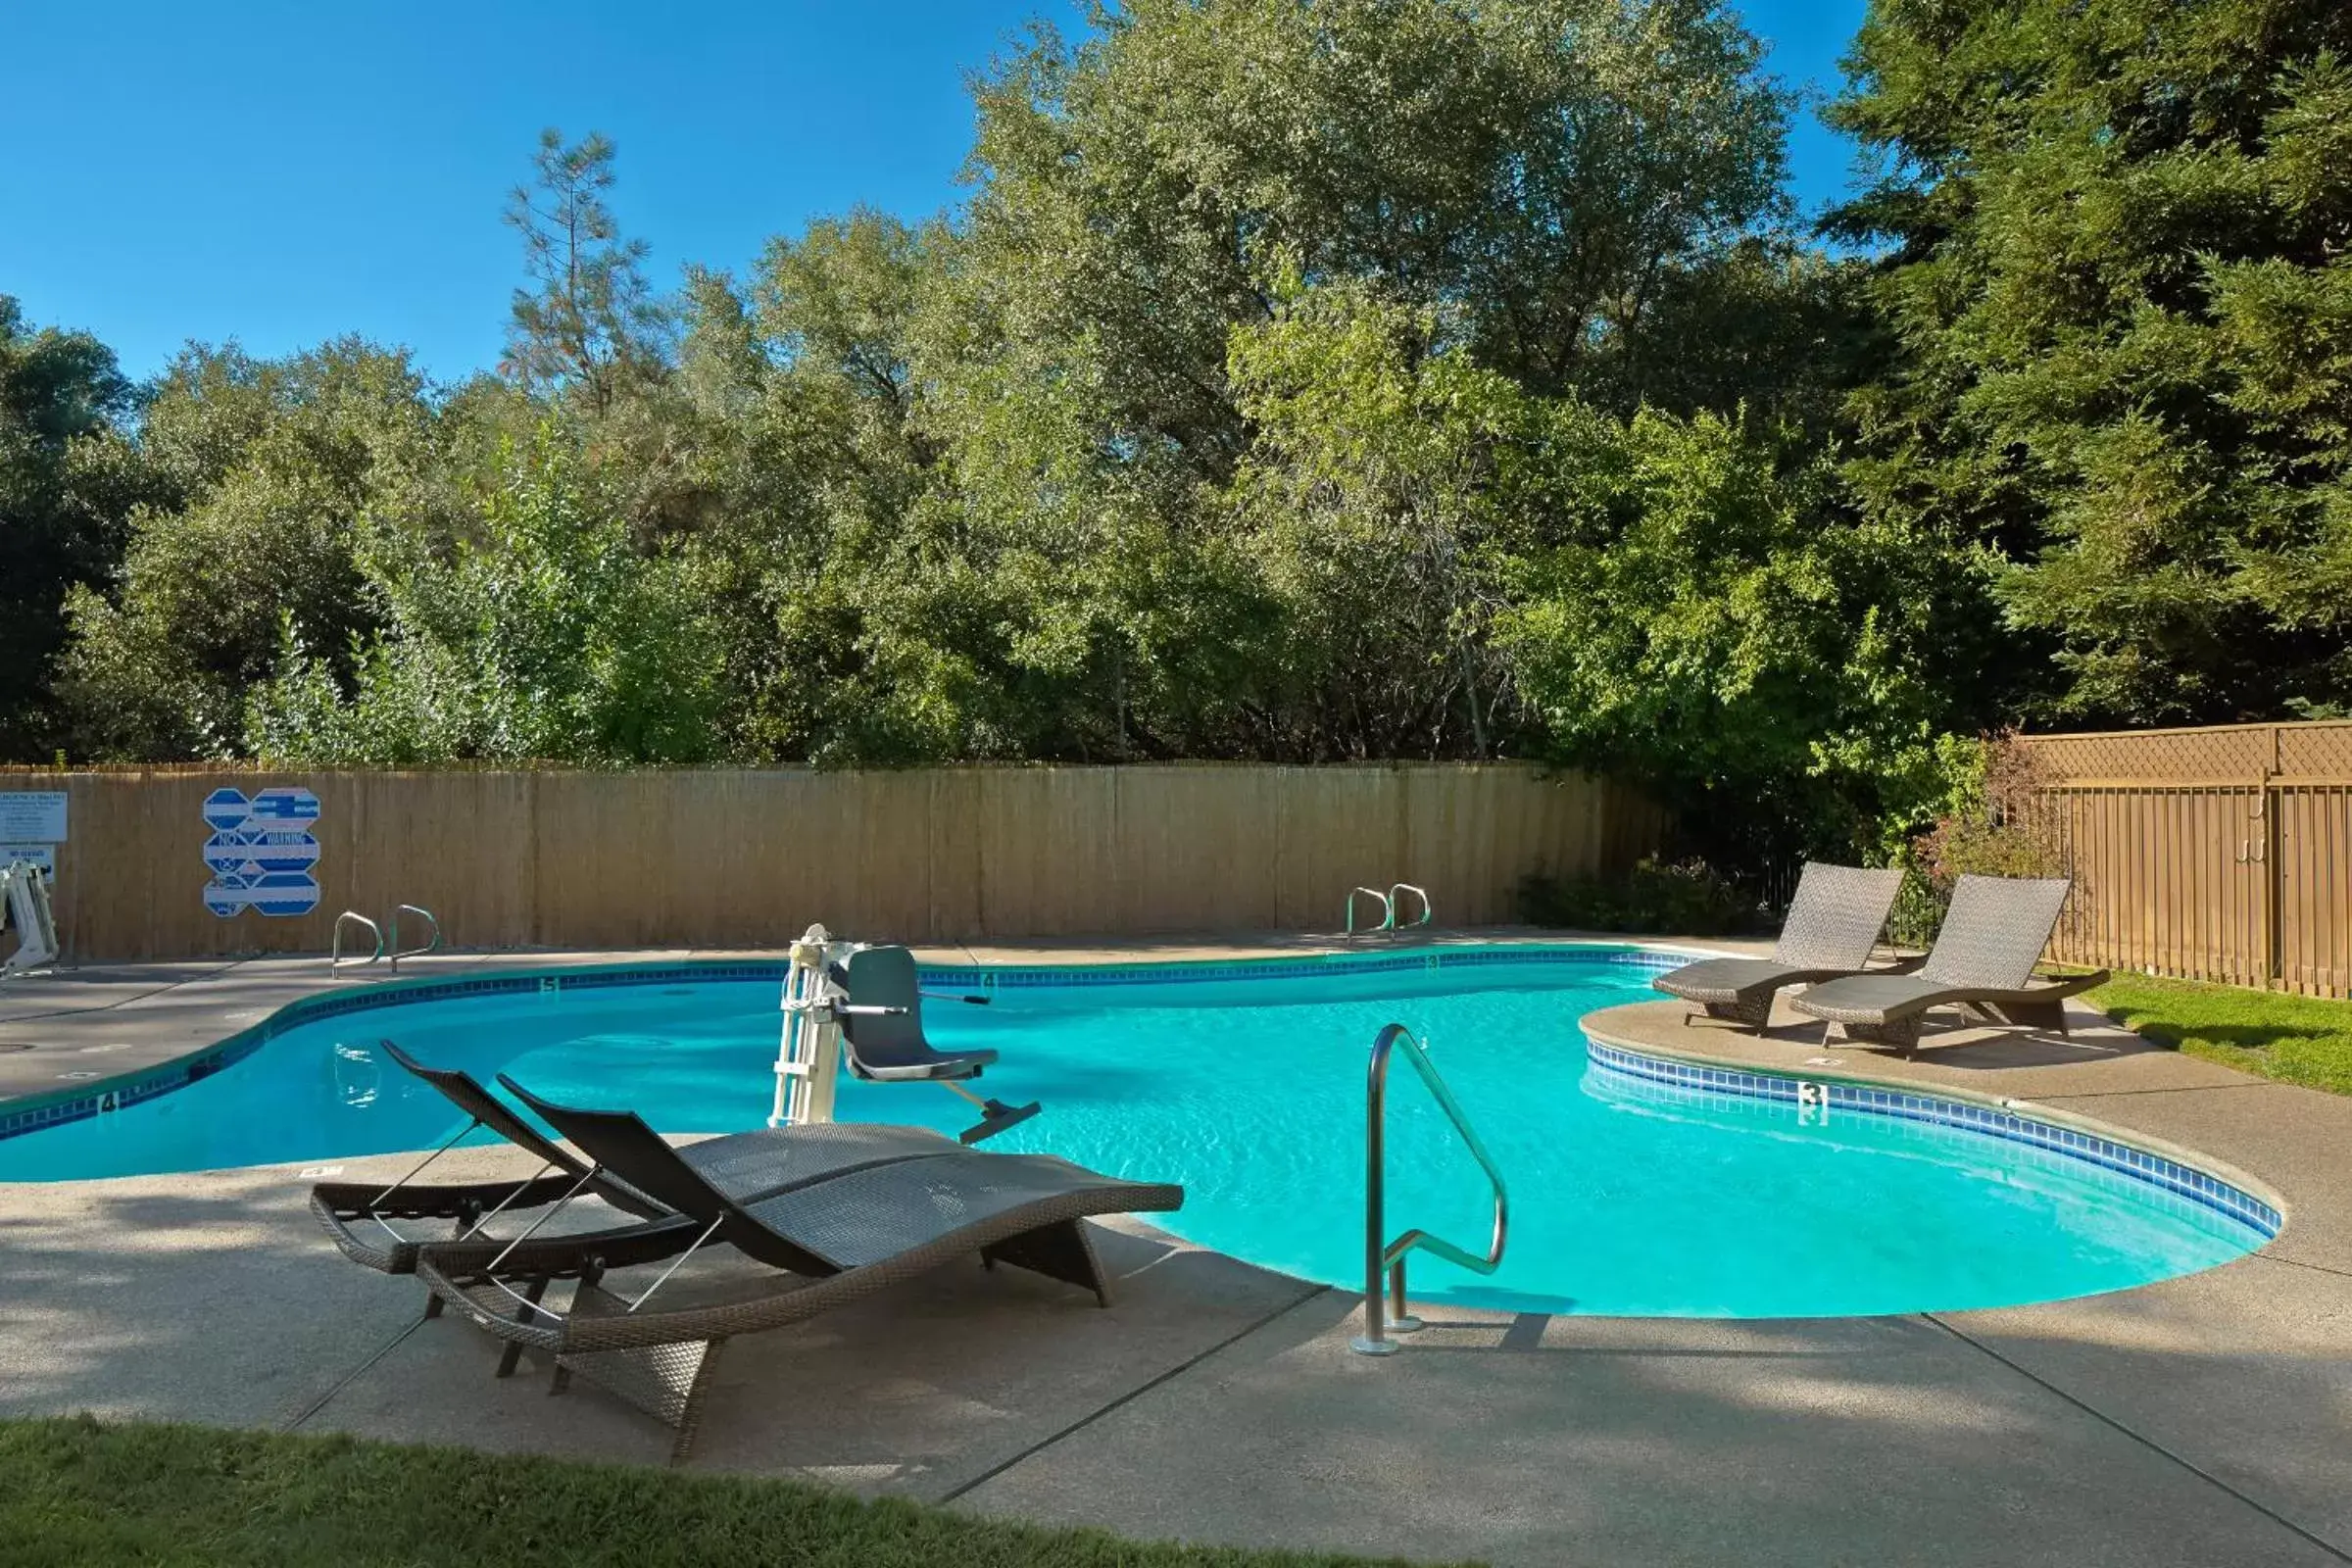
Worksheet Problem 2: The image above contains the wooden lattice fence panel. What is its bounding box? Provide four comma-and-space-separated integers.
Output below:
2019, 723, 2352, 998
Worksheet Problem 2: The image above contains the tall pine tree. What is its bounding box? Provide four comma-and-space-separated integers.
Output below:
1832, 0, 2352, 723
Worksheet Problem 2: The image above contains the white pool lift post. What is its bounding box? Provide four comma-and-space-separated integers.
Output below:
0, 858, 60, 978
771, 923, 850, 1129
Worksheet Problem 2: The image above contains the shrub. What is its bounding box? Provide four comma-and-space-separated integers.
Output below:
1887, 732, 2063, 947
1517, 857, 1762, 936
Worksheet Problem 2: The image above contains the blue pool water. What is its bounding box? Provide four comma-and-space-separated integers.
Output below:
0, 949, 2270, 1315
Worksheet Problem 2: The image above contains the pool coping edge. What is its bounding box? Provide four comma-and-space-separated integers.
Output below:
1577, 1017, 2290, 1241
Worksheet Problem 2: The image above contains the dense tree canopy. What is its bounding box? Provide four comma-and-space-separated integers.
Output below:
1831, 0, 2352, 723
0, 298, 139, 758
5, 0, 2346, 879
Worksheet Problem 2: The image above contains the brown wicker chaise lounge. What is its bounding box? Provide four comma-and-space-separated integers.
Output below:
412, 1076, 1183, 1459
1789, 874, 2108, 1054
310, 1042, 946, 1280
1651, 861, 1907, 1030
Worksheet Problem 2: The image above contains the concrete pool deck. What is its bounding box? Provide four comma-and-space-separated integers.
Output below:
4, 937, 2352, 1566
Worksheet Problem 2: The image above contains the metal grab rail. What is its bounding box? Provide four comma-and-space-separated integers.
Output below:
1346, 886, 1392, 936
1351, 1022, 1509, 1356
388, 904, 441, 972
331, 911, 383, 969
1388, 883, 1432, 928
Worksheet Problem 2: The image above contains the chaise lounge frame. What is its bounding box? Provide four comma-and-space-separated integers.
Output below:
1651, 861, 1909, 1030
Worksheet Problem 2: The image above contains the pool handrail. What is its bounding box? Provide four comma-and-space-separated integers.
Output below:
331, 910, 383, 969
1352, 1022, 1508, 1356
1346, 886, 1393, 936
1388, 883, 1432, 928
388, 903, 441, 973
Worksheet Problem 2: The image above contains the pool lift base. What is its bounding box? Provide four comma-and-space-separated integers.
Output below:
770, 925, 1042, 1146
0, 858, 59, 978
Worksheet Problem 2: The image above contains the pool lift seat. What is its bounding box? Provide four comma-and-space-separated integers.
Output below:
769, 927, 1041, 1146
834, 945, 1041, 1145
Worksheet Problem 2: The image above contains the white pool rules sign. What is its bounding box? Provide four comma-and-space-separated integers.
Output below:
0, 790, 66, 880
202, 786, 322, 917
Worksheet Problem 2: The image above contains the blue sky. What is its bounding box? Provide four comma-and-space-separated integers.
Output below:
2, 0, 1869, 384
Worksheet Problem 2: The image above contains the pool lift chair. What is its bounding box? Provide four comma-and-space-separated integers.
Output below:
769, 925, 1041, 1146
0, 858, 59, 978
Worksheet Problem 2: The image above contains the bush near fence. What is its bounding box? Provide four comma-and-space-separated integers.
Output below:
0, 763, 1662, 962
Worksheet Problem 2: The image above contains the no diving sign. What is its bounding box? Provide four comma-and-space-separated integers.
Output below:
202, 787, 322, 917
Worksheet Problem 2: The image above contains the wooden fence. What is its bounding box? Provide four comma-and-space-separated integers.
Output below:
2020, 722, 2352, 998
0, 764, 1663, 962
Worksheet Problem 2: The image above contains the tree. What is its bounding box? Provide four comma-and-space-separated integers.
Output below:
502, 129, 670, 416
244, 428, 725, 764
1222, 278, 1531, 759
59, 341, 454, 758
1830, 0, 2352, 724
0, 297, 138, 758
1497, 406, 1968, 866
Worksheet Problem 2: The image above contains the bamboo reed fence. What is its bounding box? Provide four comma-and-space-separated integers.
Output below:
2019, 722, 2352, 998
0, 763, 1662, 962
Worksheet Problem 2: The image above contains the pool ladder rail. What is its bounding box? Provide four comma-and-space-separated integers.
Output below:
1352, 1021, 1508, 1356
331, 904, 443, 973
1346, 883, 1433, 938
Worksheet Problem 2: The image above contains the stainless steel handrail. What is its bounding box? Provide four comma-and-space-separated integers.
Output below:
1388, 882, 1432, 928
388, 904, 441, 973
1351, 1022, 1509, 1356
1346, 886, 1393, 936
331, 911, 383, 969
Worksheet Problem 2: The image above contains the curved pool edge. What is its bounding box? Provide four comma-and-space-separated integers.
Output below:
1577, 1004, 2288, 1246
1, 938, 1687, 1149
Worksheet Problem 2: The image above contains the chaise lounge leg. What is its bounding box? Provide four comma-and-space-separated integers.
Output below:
1975, 998, 2068, 1034
1696, 995, 1773, 1031
1840, 1016, 1924, 1054
982, 1219, 1112, 1306
496, 1278, 550, 1379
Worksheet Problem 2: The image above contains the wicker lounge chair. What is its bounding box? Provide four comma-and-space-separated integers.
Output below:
1789, 874, 2107, 1053
413, 1076, 1183, 1459
310, 1042, 953, 1279
1651, 861, 1907, 1029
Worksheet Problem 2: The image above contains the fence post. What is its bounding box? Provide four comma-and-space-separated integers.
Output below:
2263, 739, 2283, 990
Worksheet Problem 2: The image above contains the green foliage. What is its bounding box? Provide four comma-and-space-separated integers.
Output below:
1518, 857, 1761, 936
1222, 278, 1532, 757
1831, 0, 2352, 724
59, 341, 452, 759
503, 129, 671, 416
0, 297, 140, 756
244, 430, 724, 764
1885, 733, 2065, 946
1495, 403, 1980, 864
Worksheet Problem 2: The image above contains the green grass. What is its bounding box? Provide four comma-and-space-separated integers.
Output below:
2089, 973, 2352, 1096
0, 1415, 1455, 1568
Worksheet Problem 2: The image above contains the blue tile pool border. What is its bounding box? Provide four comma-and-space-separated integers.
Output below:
0, 943, 1682, 1146
1583, 1036, 2281, 1241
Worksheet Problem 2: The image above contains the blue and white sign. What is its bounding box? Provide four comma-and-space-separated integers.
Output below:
0, 792, 68, 843
0, 845, 56, 876
201, 787, 321, 918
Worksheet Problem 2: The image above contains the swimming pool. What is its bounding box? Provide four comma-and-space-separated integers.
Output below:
0, 946, 2275, 1315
